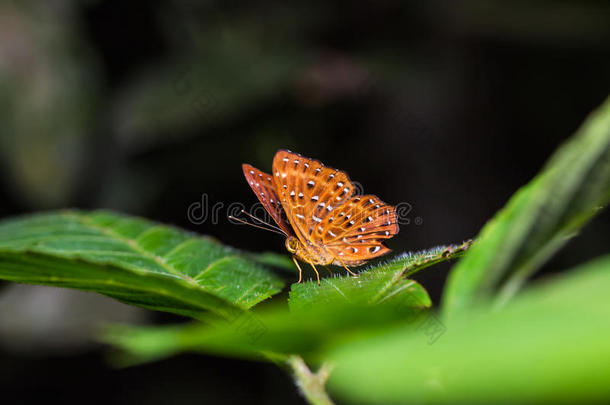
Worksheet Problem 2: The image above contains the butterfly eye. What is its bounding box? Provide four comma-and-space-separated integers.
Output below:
285, 236, 299, 253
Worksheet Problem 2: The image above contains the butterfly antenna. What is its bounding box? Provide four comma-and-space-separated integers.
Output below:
239, 210, 287, 235
228, 215, 286, 236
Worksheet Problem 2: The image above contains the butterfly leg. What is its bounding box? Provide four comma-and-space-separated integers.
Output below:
307, 261, 321, 286
335, 255, 359, 278
292, 256, 303, 283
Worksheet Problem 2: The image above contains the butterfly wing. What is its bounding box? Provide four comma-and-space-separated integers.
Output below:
320, 195, 399, 265
272, 150, 357, 246
242, 163, 293, 235
272, 149, 398, 265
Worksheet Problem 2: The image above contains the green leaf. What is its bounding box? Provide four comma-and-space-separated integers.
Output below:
289, 242, 471, 312
326, 254, 610, 405
0, 210, 283, 319
102, 278, 435, 366
443, 96, 610, 318
101, 245, 471, 365
289, 272, 431, 312
102, 301, 429, 366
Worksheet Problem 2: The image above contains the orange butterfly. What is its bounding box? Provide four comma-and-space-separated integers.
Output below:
237, 150, 399, 284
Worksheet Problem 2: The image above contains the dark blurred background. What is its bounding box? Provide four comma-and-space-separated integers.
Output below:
1, 1, 609, 404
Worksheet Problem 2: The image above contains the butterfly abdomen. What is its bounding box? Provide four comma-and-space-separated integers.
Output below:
294, 239, 335, 266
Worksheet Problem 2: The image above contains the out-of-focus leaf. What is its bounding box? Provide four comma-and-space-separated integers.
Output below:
100, 245, 472, 365
289, 242, 471, 311
452, 1, 610, 46
0, 2, 100, 208
0, 211, 283, 319
327, 255, 610, 405
112, 15, 308, 151
443, 96, 610, 319
101, 297, 433, 367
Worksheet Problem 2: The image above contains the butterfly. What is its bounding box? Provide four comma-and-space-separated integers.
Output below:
235, 149, 399, 284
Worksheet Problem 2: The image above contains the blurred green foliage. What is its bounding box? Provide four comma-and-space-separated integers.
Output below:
328, 254, 610, 404
443, 97, 610, 319
0, 1, 100, 207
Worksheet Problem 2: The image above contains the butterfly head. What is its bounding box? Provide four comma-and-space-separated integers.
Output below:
285, 236, 301, 254
285, 235, 332, 267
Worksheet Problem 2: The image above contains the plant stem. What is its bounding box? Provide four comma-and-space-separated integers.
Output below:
287, 355, 335, 405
